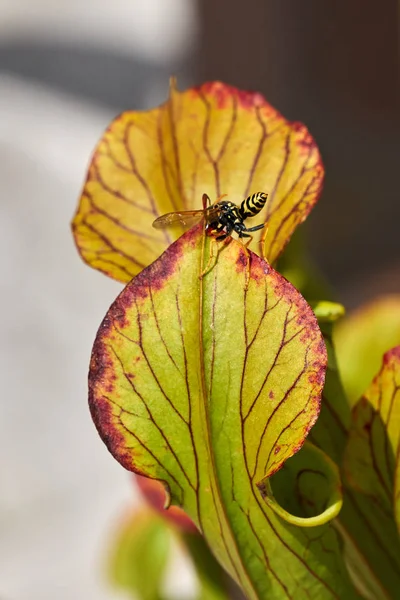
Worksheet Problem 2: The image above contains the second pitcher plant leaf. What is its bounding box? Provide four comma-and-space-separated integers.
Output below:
344, 347, 400, 538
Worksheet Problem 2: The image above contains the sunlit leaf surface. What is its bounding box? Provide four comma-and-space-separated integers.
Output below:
335, 296, 400, 406
89, 227, 358, 599
72, 81, 323, 282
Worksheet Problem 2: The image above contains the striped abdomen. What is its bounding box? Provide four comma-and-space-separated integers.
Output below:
239, 192, 268, 220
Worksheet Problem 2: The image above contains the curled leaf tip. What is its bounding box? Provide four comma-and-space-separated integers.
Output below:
259, 442, 343, 527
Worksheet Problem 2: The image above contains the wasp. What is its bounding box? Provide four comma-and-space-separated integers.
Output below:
153, 191, 268, 243
153, 192, 268, 282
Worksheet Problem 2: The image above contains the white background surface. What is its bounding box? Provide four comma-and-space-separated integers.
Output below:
0, 76, 132, 600
0, 1, 197, 598
0, 0, 197, 62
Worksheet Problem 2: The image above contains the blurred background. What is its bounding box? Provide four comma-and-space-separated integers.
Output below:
0, 1, 398, 598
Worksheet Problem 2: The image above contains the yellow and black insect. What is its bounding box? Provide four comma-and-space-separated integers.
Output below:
153, 192, 268, 245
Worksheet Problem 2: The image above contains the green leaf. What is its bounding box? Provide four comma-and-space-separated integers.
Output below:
334, 296, 400, 406
277, 232, 400, 598
311, 322, 400, 599
110, 509, 171, 600
110, 507, 233, 600
343, 346, 400, 567
310, 320, 351, 463
90, 226, 357, 599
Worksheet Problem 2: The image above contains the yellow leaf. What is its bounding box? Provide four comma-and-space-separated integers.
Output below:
72, 80, 323, 282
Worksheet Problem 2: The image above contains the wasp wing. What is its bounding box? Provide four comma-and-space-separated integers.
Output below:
152, 206, 220, 230
152, 210, 204, 230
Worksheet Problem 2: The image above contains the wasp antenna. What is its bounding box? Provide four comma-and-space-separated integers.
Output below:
215, 193, 228, 203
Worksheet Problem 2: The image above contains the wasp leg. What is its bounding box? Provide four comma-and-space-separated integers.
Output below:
199, 235, 222, 279
242, 235, 253, 250
243, 223, 266, 233
259, 223, 270, 261
200, 222, 234, 278
236, 233, 254, 291
237, 224, 268, 288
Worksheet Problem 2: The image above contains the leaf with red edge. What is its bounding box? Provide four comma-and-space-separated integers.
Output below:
72, 80, 323, 282
88, 227, 357, 599
343, 348, 400, 574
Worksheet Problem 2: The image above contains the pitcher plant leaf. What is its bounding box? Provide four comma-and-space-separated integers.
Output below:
89, 226, 359, 599
72, 81, 323, 282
